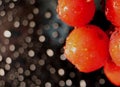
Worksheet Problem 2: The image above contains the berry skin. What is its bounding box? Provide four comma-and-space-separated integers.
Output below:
109, 28, 120, 66
64, 25, 109, 73
105, 0, 120, 26
57, 0, 96, 27
104, 58, 120, 86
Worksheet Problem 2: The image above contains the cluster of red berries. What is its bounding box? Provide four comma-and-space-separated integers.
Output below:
57, 0, 120, 86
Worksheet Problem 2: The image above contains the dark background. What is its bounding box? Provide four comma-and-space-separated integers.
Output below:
0, 0, 116, 87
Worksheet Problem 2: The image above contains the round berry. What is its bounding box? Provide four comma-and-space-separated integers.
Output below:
57, 0, 96, 27
105, 0, 120, 26
104, 58, 120, 86
64, 25, 109, 73
109, 28, 120, 66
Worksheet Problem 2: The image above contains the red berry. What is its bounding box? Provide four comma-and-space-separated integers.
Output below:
64, 25, 109, 73
105, 0, 120, 26
104, 58, 120, 86
57, 0, 96, 27
109, 28, 120, 66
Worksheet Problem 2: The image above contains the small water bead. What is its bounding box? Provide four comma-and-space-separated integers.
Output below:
18, 67, 24, 74
14, 21, 20, 28
59, 80, 65, 87
0, 10, 6, 17
3, 30, 11, 38
18, 47, 24, 54
25, 36, 32, 43
45, 11, 52, 19
46, 49, 54, 57
39, 35, 46, 42
8, 15, 14, 22
13, 51, 19, 58
8, 73, 16, 80
9, 44, 15, 51
24, 70, 31, 76
60, 54, 66, 61
49, 67, 56, 74
80, 80, 87, 87
0, 68, 5, 76
5, 64, 11, 71
35, 79, 41, 85
18, 75, 24, 81
52, 22, 59, 29
30, 64, 36, 71
66, 79, 72, 86
9, 2, 15, 9
58, 68, 65, 76
22, 43, 28, 49
37, 29, 43, 35
22, 19, 29, 26
69, 72, 75, 78
1, 46, 6, 53
28, 50, 35, 57
29, 21, 36, 28
38, 59, 45, 66
6, 57, 12, 64
99, 78, 105, 85
27, 13, 34, 20
45, 82, 51, 87
33, 8, 39, 15
52, 31, 59, 38
20, 81, 26, 87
